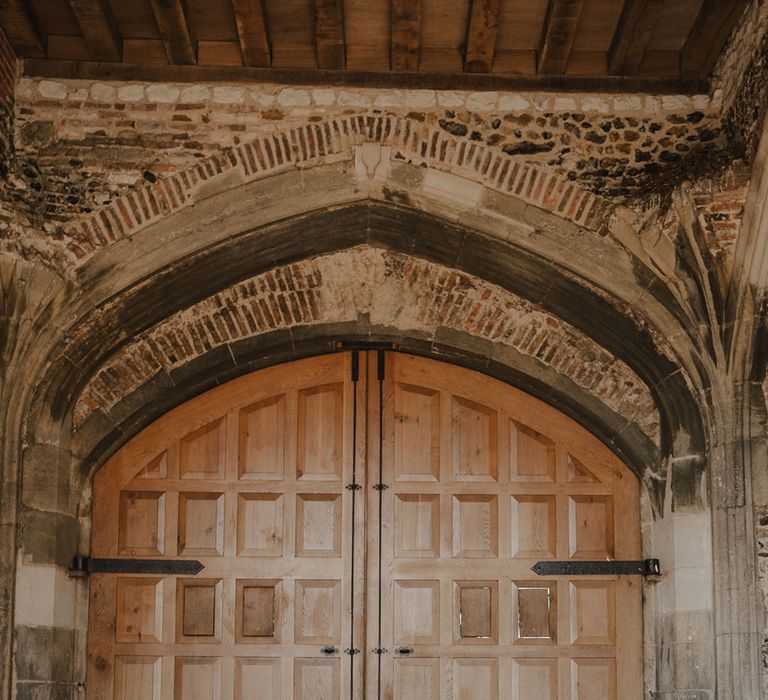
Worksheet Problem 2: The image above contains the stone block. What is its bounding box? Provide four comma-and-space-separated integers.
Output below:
422, 169, 482, 209
312, 89, 335, 106
69, 409, 121, 463
15, 626, 74, 682
15, 564, 78, 628
146, 84, 180, 103
167, 344, 235, 388
213, 86, 245, 104
20, 444, 73, 515
467, 91, 498, 111
554, 96, 578, 111
277, 88, 311, 107
498, 94, 531, 110
437, 91, 464, 108
116, 84, 145, 102
337, 90, 371, 107
37, 81, 67, 99
403, 90, 436, 108
373, 90, 404, 108
15, 683, 73, 700
90, 83, 115, 102
20, 510, 78, 567
672, 512, 712, 569
102, 369, 174, 430
180, 85, 210, 102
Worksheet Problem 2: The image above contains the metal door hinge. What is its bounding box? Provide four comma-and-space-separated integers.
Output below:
68, 556, 204, 577
532, 558, 661, 577
346, 483, 362, 491
372, 647, 388, 655
344, 648, 361, 656
373, 483, 389, 491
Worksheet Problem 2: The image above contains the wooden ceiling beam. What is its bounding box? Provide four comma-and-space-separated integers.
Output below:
67, 0, 122, 62
149, 0, 196, 65
607, 0, 663, 75
391, 0, 420, 72
464, 0, 501, 73
231, 0, 270, 67
0, 0, 43, 57
315, 0, 345, 69
21, 57, 712, 94
680, 0, 747, 77
537, 0, 584, 75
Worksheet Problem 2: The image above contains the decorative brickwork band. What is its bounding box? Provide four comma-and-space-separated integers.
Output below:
63, 114, 611, 264
74, 246, 660, 445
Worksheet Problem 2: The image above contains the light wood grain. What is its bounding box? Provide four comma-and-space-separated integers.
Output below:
88, 350, 642, 698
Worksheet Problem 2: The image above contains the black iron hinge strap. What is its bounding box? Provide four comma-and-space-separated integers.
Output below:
532, 559, 660, 577
68, 556, 204, 577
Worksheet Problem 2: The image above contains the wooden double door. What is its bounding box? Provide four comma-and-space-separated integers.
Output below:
87, 352, 642, 699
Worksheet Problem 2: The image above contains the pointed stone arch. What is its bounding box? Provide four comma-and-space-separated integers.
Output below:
62, 114, 612, 266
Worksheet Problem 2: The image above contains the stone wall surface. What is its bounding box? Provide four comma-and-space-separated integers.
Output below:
715, 0, 768, 161
10, 77, 722, 225
0, 6, 767, 700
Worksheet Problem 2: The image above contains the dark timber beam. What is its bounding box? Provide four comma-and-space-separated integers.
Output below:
464, 0, 501, 73
231, 0, 270, 67
607, 0, 663, 75
680, 0, 747, 77
0, 0, 43, 57
315, 0, 345, 69
67, 0, 122, 62
391, 0, 420, 71
537, 0, 584, 75
149, 0, 196, 65
20, 57, 711, 94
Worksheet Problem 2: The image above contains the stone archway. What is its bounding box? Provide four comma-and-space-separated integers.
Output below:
2, 158, 750, 699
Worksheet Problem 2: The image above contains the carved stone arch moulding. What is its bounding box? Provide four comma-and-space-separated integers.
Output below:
62, 114, 612, 266
74, 246, 661, 455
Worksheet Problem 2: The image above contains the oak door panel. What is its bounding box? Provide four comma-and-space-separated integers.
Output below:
368, 352, 642, 700
88, 353, 363, 700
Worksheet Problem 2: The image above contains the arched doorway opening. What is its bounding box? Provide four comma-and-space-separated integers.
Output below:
86, 351, 641, 699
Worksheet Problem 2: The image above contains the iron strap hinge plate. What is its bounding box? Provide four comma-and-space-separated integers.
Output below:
373, 483, 389, 491
68, 556, 204, 577
532, 559, 661, 577
344, 648, 360, 656
345, 483, 362, 491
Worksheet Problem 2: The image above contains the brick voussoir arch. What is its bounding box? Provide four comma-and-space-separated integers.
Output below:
63, 114, 611, 264
74, 245, 660, 448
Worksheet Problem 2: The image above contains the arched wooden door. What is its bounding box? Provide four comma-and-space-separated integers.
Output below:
87, 352, 641, 700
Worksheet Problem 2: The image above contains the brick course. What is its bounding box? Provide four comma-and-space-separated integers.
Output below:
74, 245, 661, 444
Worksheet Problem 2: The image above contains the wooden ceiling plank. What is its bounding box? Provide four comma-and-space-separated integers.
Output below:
0, 0, 43, 57
67, 0, 122, 62
607, 0, 663, 75
149, 0, 196, 65
391, 0, 420, 71
537, 0, 584, 76
464, 0, 501, 73
680, 0, 747, 77
315, 0, 345, 69
231, 0, 270, 67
